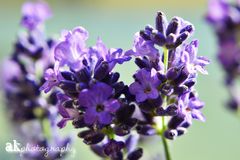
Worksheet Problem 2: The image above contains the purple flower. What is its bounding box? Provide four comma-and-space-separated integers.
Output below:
139, 12, 195, 49
93, 38, 131, 71
40, 64, 63, 93
206, 0, 229, 23
129, 68, 161, 102
218, 40, 240, 74
78, 82, 120, 125
179, 92, 206, 123
54, 27, 89, 71
179, 40, 210, 74
21, 1, 52, 30
126, 32, 159, 60
2, 60, 21, 91
57, 94, 79, 128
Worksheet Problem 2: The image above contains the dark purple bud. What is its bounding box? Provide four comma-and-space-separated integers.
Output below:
156, 11, 168, 34
72, 116, 86, 128
156, 107, 166, 116
94, 61, 109, 81
104, 140, 125, 156
116, 104, 135, 123
227, 98, 239, 111
61, 71, 77, 81
77, 67, 91, 82
161, 83, 174, 96
90, 145, 106, 158
59, 80, 77, 93
62, 100, 74, 108
32, 47, 43, 59
180, 121, 191, 128
177, 127, 187, 136
165, 104, 178, 116
174, 67, 189, 86
136, 125, 156, 136
76, 82, 87, 91
113, 82, 125, 98
48, 91, 58, 105
180, 25, 193, 34
145, 25, 154, 35
168, 113, 185, 129
78, 130, 105, 145
114, 126, 130, 136
166, 67, 180, 80
139, 97, 162, 113
174, 32, 189, 47
166, 18, 179, 36
110, 152, 123, 160
78, 130, 91, 138
174, 85, 188, 95
110, 72, 120, 84
164, 129, 178, 140
140, 30, 151, 41
47, 39, 54, 48
127, 148, 143, 160
150, 31, 166, 46
157, 73, 167, 82
184, 80, 196, 88
135, 58, 150, 69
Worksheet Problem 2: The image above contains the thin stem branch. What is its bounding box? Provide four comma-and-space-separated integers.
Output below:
161, 47, 172, 160
163, 47, 169, 73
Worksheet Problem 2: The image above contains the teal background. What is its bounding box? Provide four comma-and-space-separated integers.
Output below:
0, 0, 239, 160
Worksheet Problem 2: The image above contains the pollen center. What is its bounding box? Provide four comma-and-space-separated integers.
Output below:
144, 86, 152, 93
96, 104, 105, 112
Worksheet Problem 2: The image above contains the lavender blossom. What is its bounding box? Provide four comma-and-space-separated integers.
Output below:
40, 10, 209, 160
206, 0, 240, 112
2, 2, 71, 160
41, 25, 137, 159
127, 11, 209, 159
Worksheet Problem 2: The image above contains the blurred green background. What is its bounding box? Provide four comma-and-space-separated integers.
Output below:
0, 0, 239, 160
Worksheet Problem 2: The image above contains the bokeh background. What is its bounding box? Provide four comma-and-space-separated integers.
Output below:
0, 0, 239, 160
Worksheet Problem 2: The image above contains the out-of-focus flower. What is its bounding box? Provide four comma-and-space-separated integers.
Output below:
206, 0, 240, 112
21, 1, 52, 30
2, 2, 72, 160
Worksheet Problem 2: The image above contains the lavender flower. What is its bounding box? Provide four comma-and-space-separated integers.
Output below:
206, 0, 240, 112
41, 10, 208, 160
79, 82, 120, 125
129, 68, 161, 102
21, 1, 52, 30
127, 11, 209, 159
2, 2, 71, 159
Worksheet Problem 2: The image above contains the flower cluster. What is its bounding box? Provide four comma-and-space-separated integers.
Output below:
206, 0, 240, 111
127, 11, 209, 140
2, 2, 71, 160
41, 10, 209, 159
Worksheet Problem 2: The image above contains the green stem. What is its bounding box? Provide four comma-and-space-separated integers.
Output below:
161, 131, 171, 160
163, 47, 169, 73
161, 47, 171, 160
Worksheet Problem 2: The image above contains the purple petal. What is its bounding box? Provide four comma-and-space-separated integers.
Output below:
129, 82, 142, 95
191, 110, 206, 122
136, 93, 147, 102
104, 99, 120, 113
57, 118, 70, 129
98, 112, 112, 125
84, 108, 98, 125
147, 88, 159, 99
